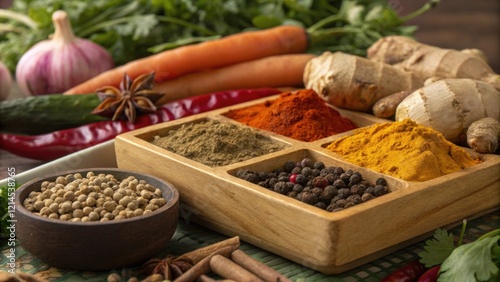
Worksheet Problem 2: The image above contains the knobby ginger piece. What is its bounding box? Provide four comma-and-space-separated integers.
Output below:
467, 117, 500, 154
367, 35, 500, 90
396, 78, 500, 143
303, 51, 424, 112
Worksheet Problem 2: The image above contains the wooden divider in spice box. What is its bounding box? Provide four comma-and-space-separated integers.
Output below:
114, 89, 500, 274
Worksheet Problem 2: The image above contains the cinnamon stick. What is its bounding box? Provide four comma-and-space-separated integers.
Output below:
231, 250, 293, 282
210, 254, 264, 282
174, 245, 239, 282
197, 276, 236, 282
176, 236, 240, 265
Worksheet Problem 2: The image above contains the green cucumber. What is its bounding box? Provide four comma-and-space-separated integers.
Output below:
0, 94, 107, 135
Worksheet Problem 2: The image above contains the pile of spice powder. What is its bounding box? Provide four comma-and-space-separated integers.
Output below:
151, 120, 286, 167
223, 89, 357, 142
326, 119, 482, 182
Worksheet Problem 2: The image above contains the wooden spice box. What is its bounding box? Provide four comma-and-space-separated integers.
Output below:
114, 95, 500, 274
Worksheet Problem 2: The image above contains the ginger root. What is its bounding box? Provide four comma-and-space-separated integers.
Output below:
372, 90, 413, 118
395, 78, 500, 143
467, 117, 500, 154
367, 36, 500, 90
303, 51, 424, 112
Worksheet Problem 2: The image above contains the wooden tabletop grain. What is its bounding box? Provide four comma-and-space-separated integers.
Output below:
0, 0, 499, 180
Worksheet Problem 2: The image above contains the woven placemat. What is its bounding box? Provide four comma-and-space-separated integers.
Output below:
1, 211, 499, 281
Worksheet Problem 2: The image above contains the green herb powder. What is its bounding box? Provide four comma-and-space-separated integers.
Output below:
152, 120, 285, 167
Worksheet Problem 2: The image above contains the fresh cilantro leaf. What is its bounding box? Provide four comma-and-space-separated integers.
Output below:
439, 235, 500, 282
418, 228, 456, 267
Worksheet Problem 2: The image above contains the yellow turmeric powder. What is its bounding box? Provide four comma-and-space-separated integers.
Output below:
326, 119, 481, 182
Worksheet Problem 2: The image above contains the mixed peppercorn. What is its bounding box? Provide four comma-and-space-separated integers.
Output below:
236, 158, 390, 211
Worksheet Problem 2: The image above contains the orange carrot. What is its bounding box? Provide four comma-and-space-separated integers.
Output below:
153, 54, 315, 105
64, 25, 309, 95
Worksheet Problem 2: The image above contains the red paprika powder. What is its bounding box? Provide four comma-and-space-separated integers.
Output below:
223, 89, 357, 142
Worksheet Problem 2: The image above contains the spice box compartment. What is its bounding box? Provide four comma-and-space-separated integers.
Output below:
114, 97, 500, 275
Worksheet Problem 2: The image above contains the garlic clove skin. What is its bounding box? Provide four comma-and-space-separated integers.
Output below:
15, 10, 114, 96
0, 62, 12, 101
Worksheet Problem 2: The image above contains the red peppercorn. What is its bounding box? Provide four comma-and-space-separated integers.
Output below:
289, 173, 298, 183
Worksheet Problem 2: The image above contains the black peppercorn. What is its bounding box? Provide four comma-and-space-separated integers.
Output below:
340, 173, 351, 184
325, 173, 338, 184
295, 174, 308, 186
337, 188, 351, 199
374, 184, 389, 196
311, 187, 324, 196
301, 167, 313, 177
287, 191, 298, 198
333, 179, 346, 188
313, 161, 325, 170
327, 205, 343, 212
361, 193, 375, 202
283, 160, 296, 173
236, 169, 249, 178
312, 176, 329, 188
376, 178, 387, 186
278, 175, 289, 182
330, 195, 342, 204
344, 202, 355, 209
292, 184, 304, 193
243, 173, 260, 184
335, 199, 348, 207
291, 167, 302, 174
320, 185, 337, 203
314, 201, 327, 210
348, 172, 362, 186
320, 166, 336, 176
301, 158, 313, 168
258, 171, 271, 180
334, 167, 344, 175
300, 191, 319, 205
273, 181, 286, 193
346, 194, 362, 205
350, 184, 366, 196
365, 186, 375, 195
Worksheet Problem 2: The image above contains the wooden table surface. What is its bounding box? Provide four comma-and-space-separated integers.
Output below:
0, 0, 499, 180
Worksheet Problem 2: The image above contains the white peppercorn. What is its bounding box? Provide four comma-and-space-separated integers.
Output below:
23, 172, 166, 222
44, 199, 54, 207
86, 197, 96, 207
73, 209, 84, 219
59, 214, 72, 221
48, 203, 59, 213
60, 202, 72, 214
88, 211, 100, 221
77, 194, 87, 203
71, 201, 82, 210
82, 206, 92, 216
34, 201, 44, 211
103, 201, 116, 212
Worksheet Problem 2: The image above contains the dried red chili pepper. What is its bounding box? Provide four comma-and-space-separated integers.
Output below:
380, 260, 427, 282
0, 88, 280, 161
417, 265, 440, 282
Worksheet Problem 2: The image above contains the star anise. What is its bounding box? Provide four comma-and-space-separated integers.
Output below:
142, 255, 193, 280
91, 72, 165, 123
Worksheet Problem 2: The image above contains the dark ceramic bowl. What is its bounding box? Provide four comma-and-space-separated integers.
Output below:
14, 168, 179, 271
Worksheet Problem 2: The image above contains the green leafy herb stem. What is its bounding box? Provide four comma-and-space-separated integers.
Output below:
418, 220, 500, 282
